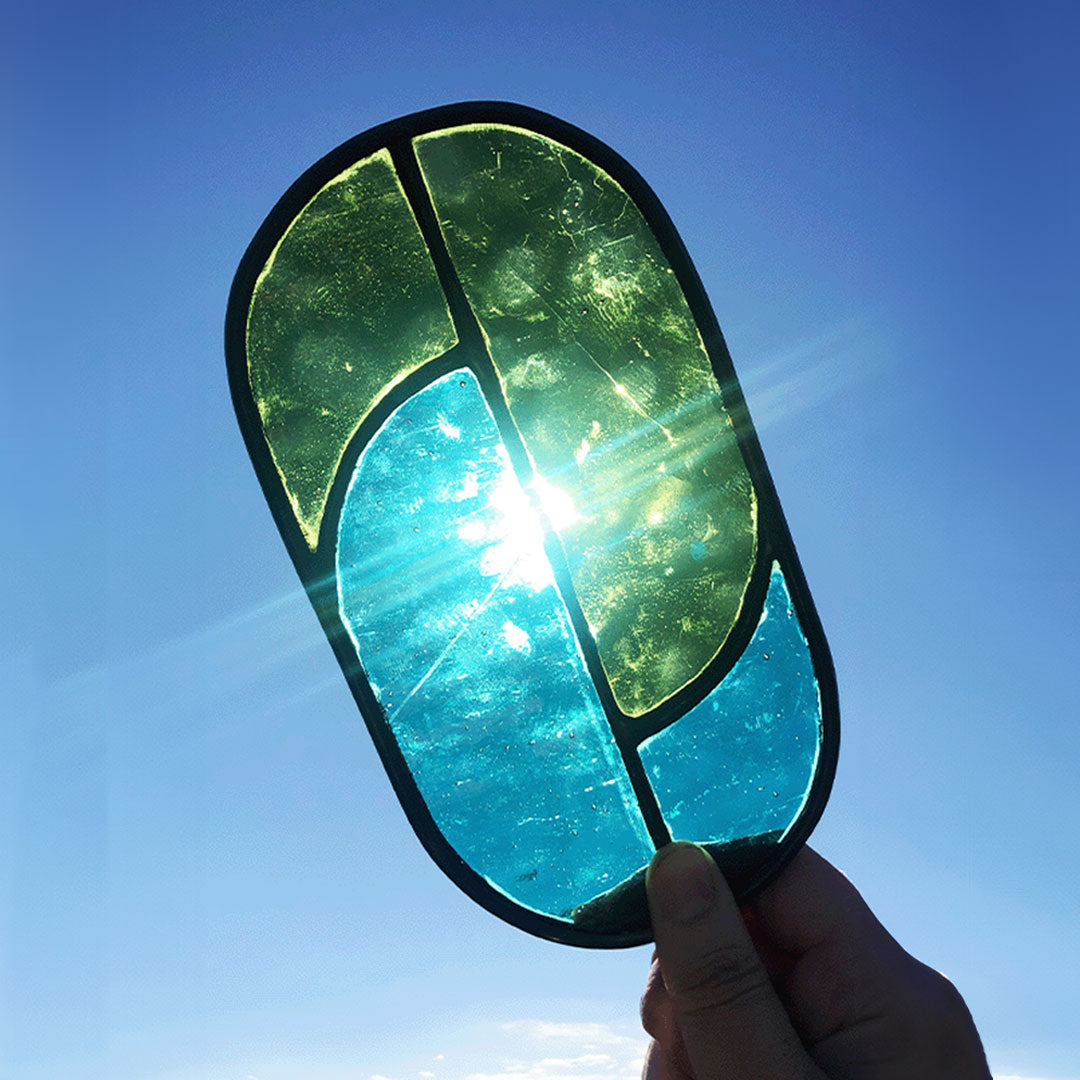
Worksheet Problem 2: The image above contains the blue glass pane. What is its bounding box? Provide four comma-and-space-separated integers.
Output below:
638, 563, 821, 846
336, 369, 653, 920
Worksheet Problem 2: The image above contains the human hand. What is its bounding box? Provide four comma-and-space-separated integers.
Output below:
641, 843, 991, 1080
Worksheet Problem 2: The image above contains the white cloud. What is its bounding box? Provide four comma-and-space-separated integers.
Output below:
359, 1017, 648, 1080
992, 1074, 1080, 1080
499, 1020, 644, 1051
460, 1020, 648, 1080
465, 1066, 627, 1080
536, 1056, 613, 1068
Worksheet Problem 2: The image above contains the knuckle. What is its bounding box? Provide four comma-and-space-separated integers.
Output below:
934, 972, 970, 1017
881, 962, 988, 1072
640, 972, 673, 1041
668, 942, 772, 1017
925, 971, 981, 1044
640, 993, 664, 1040
913, 963, 972, 1025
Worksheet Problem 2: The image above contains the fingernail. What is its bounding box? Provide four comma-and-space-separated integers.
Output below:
647, 842, 717, 924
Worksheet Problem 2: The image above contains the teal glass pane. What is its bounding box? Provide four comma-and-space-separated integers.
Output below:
336, 368, 653, 921
638, 563, 821, 847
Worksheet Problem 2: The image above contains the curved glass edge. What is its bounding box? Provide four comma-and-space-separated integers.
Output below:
335, 368, 653, 921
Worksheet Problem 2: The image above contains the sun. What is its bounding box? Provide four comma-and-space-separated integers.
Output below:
458, 450, 580, 594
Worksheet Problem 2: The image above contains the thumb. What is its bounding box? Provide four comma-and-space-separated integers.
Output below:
646, 843, 822, 1080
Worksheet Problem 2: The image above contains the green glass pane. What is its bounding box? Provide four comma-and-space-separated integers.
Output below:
336, 369, 653, 921
639, 563, 821, 847
414, 125, 757, 717
246, 148, 458, 549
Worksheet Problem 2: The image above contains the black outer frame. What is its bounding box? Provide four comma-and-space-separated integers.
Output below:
225, 101, 840, 949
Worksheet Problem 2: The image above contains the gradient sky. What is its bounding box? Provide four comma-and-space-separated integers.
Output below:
3, 2, 1078, 1078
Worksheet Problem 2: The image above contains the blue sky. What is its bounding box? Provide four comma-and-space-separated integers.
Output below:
2, 1, 1077, 1078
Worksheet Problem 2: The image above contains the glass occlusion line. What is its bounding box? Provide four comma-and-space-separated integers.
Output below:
391, 134, 671, 851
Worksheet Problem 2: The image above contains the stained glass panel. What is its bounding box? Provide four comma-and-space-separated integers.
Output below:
228, 103, 838, 946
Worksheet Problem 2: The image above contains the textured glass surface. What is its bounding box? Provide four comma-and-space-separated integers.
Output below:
415, 126, 757, 718
336, 369, 653, 919
247, 149, 457, 549
639, 563, 821, 845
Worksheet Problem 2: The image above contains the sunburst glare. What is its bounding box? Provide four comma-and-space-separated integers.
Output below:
459, 449, 580, 593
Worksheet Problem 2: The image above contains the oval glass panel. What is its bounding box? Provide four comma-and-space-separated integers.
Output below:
226, 103, 839, 947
